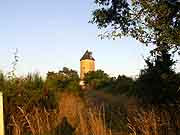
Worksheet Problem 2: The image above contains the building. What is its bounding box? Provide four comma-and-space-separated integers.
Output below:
80, 50, 95, 86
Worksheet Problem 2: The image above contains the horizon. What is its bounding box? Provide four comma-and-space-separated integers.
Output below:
0, 0, 179, 78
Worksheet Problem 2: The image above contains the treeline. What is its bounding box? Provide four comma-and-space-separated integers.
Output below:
84, 50, 180, 105
0, 66, 134, 113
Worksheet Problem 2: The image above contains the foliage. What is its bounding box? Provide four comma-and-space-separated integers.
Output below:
135, 50, 180, 104
46, 67, 80, 92
84, 70, 112, 89
91, 0, 180, 52
84, 70, 135, 95
111, 75, 135, 95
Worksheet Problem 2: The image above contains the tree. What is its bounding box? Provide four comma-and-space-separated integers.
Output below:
112, 75, 134, 95
135, 49, 180, 104
46, 67, 80, 91
84, 70, 111, 89
91, 0, 180, 53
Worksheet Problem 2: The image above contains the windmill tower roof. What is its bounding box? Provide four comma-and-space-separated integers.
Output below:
80, 50, 95, 61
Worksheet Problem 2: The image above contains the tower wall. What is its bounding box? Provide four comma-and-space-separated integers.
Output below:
80, 59, 95, 80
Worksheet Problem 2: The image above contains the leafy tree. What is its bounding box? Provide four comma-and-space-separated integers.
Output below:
91, 0, 180, 52
46, 67, 80, 91
135, 49, 180, 104
112, 75, 134, 95
84, 70, 111, 89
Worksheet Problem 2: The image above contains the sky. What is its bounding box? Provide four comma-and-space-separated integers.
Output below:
0, 0, 179, 78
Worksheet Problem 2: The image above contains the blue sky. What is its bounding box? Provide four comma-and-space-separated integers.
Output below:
0, 0, 179, 77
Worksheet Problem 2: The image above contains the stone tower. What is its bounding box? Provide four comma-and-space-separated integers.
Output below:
80, 50, 95, 80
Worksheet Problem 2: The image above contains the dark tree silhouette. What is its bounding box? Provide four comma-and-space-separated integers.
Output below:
135, 50, 180, 104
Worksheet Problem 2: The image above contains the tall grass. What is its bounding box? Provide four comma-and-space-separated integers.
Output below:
9, 106, 60, 135
59, 92, 112, 135
6, 92, 112, 135
128, 103, 180, 135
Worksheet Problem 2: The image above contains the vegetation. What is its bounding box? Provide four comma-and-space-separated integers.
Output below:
91, 0, 180, 53
46, 67, 80, 92
84, 70, 112, 90
0, 71, 114, 135
135, 49, 180, 104
0, 1, 180, 134
0, 60, 180, 135
90, 1, 180, 134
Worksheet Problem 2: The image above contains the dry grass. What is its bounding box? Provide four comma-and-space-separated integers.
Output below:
9, 106, 60, 135
128, 103, 180, 135
7, 91, 180, 135
7, 92, 112, 135
59, 92, 112, 135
